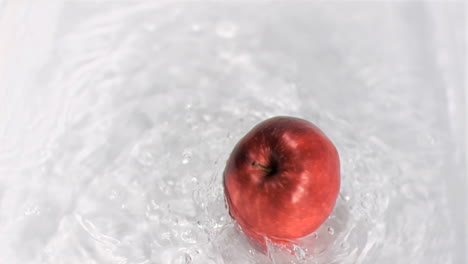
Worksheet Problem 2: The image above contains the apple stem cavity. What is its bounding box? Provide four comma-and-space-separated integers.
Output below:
251, 160, 278, 179
251, 161, 270, 172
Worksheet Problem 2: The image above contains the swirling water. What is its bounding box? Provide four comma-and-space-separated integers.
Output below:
0, 1, 465, 264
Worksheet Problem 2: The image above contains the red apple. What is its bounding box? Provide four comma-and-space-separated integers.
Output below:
223, 116, 340, 250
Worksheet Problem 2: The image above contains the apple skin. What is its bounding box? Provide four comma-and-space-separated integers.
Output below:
223, 116, 340, 250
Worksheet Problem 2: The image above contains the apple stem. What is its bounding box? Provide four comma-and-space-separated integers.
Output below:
251, 161, 272, 174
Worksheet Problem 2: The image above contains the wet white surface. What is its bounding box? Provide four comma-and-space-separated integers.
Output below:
0, 1, 465, 263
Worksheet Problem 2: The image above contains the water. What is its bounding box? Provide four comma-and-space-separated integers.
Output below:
0, 1, 465, 264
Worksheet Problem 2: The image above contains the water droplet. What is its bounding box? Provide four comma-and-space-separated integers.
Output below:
361, 201, 371, 209
143, 23, 156, 32
401, 184, 413, 198
310, 232, 318, 239
215, 21, 238, 38
172, 252, 192, 264
138, 151, 154, 166
152, 44, 161, 52
182, 149, 192, 164
160, 184, 171, 195
343, 195, 350, 201
151, 199, 160, 210
145, 209, 160, 223
327, 227, 335, 235
202, 114, 212, 122
362, 192, 371, 198
24, 204, 40, 215
169, 66, 181, 75
191, 23, 201, 32
109, 190, 118, 200
161, 232, 171, 240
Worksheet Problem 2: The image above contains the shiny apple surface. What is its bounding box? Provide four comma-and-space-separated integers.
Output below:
223, 116, 340, 249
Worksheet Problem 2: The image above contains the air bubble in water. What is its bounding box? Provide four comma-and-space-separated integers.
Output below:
293, 244, 306, 261
181, 230, 197, 244
340, 241, 349, 250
